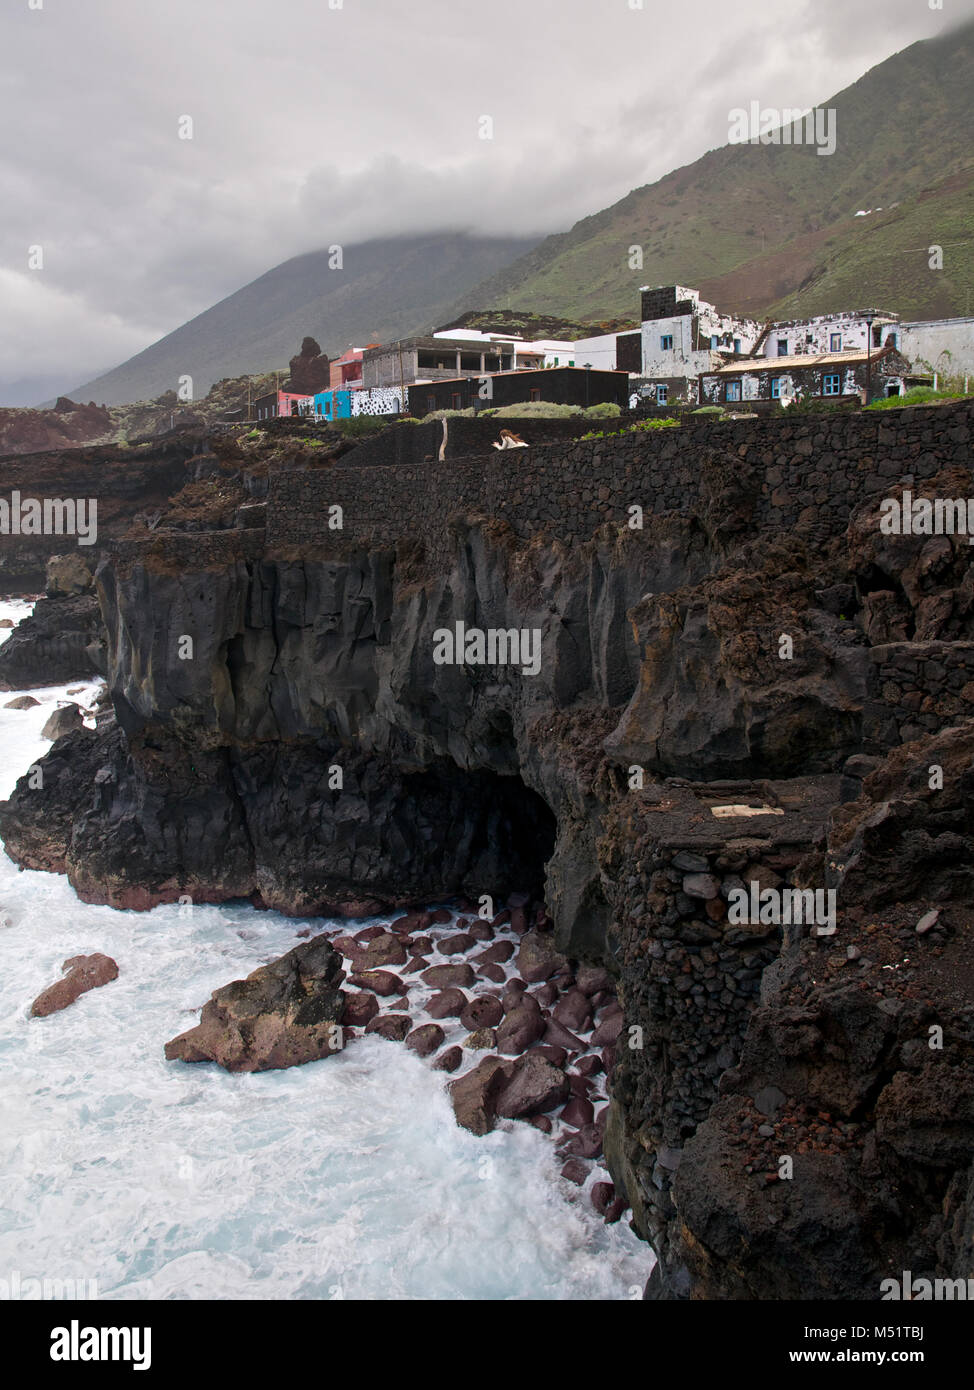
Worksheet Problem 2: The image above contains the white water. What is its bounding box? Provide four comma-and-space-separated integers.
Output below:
0, 600, 651, 1301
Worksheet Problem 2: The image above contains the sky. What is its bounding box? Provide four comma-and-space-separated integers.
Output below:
1, 0, 971, 406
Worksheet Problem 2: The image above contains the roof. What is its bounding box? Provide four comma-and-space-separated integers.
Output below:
711, 346, 896, 375
408, 366, 629, 388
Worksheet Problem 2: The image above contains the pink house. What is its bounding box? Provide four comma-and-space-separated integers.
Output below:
252, 390, 315, 420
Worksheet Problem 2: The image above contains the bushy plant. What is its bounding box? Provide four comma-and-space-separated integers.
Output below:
865, 385, 971, 411
491, 401, 583, 419
690, 406, 724, 416
583, 402, 622, 420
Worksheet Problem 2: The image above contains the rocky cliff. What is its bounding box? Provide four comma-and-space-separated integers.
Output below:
3, 400, 974, 1299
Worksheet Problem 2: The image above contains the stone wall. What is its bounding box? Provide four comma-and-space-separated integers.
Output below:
266, 400, 974, 564
865, 640, 974, 746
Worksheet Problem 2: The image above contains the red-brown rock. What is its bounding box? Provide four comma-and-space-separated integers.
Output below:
421, 963, 475, 989
495, 1052, 570, 1119
341, 991, 379, 1026
31, 953, 118, 1018
460, 995, 504, 1030
448, 1056, 511, 1135
426, 988, 468, 1019
405, 1023, 445, 1057
349, 969, 402, 997
433, 1045, 463, 1073
365, 1014, 411, 1042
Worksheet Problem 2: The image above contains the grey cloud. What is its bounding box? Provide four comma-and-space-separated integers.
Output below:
1, 0, 970, 404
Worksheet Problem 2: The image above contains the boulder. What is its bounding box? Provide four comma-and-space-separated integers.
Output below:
449, 1056, 512, 1135
439, 932, 475, 954
31, 953, 118, 1017
463, 1027, 497, 1050
478, 964, 506, 984
473, 940, 515, 965
405, 1023, 445, 1057
164, 935, 345, 1072
41, 704, 84, 741
591, 1011, 625, 1046
433, 1046, 463, 1073
426, 988, 468, 1019
421, 963, 475, 990
516, 930, 567, 984
341, 991, 379, 1027
575, 965, 614, 997
4, 695, 39, 709
561, 1096, 595, 1128
460, 995, 504, 1031
496, 998, 546, 1055
560, 1159, 590, 1186
348, 969, 402, 997
355, 933, 407, 969
365, 1014, 411, 1042
553, 989, 593, 1033
495, 1052, 570, 1119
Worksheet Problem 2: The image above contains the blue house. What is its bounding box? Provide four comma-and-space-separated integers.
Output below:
313, 389, 352, 421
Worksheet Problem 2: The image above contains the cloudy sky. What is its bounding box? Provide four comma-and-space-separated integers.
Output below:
1, 0, 969, 405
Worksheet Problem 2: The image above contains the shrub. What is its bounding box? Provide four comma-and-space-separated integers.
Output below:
865, 386, 970, 411
491, 401, 583, 419
691, 406, 724, 416
583, 402, 622, 420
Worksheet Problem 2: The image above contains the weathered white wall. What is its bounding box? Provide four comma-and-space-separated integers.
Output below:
899, 318, 974, 379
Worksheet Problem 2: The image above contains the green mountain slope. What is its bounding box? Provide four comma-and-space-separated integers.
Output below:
67, 234, 539, 407
458, 22, 974, 323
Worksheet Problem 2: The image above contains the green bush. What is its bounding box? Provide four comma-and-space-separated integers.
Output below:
865, 386, 970, 411
691, 406, 724, 416
583, 402, 622, 420
491, 402, 583, 419
426, 408, 476, 420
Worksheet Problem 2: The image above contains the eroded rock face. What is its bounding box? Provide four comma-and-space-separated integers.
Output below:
31, 953, 118, 1017
8, 408, 974, 1300
0, 595, 103, 690
164, 934, 346, 1072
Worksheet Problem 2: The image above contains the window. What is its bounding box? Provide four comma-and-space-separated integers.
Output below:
830, 333, 842, 352
660, 335, 674, 351
452, 393, 463, 409
427, 396, 436, 413
823, 373, 841, 396
529, 388, 542, 402
771, 377, 782, 399
733, 338, 741, 354
656, 384, 668, 405
710, 335, 719, 349
886, 383, 901, 397
777, 339, 788, 356
872, 326, 883, 347
726, 381, 742, 402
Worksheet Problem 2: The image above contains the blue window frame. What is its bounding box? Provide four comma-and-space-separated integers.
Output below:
710, 335, 719, 349
660, 335, 674, 351
726, 380, 742, 402
771, 377, 782, 398
656, 384, 668, 404
823, 373, 841, 396
733, 338, 741, 353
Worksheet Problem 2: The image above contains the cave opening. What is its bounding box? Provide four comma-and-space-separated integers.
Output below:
402, 761, 558, 909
